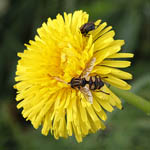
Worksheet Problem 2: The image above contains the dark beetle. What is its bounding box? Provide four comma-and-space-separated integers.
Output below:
80, 22, 96, 36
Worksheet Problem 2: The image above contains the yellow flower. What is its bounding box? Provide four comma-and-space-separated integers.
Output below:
14, 10, 133, 142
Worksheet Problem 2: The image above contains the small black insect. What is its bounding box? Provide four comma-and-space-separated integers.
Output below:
80, 22, 98, 36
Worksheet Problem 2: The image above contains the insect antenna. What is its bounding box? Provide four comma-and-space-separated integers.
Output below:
97, 90, 110, 95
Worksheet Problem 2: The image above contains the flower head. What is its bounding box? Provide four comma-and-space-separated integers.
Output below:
14, 10, 133, 142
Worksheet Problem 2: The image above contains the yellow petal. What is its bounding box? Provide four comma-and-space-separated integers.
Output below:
103, 74, 131, 90
95, 66, 132, 79
94, 40, 125, 65
94, 31, 115, 50
92, 66, 111, 74
107, 53, 134, 58
110, 68, 132, 79
98, 26, 112, 37
100, 60, 131, 68
92, 22, 106, 38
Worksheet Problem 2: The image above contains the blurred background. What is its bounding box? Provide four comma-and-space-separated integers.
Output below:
0, 0, 150, 149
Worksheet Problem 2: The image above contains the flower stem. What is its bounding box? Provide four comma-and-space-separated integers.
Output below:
110, 86, 150, 115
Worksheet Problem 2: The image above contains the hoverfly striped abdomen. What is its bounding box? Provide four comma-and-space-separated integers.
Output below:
86, 76, 104, 90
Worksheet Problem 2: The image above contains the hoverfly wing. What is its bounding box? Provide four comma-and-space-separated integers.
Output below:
80, 86, 93, 104
80, 57, 96, 78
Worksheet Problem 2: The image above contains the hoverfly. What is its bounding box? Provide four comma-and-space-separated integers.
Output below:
52, 58, 109, 104
80, 22, 99, 36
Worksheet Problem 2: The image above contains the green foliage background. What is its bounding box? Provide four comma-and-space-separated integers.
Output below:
0, 0, 150, 149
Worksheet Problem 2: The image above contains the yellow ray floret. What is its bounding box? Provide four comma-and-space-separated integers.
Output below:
14, 10, 134, 142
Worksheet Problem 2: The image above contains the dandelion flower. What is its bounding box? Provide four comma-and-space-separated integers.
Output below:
14, 10, 134, 142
